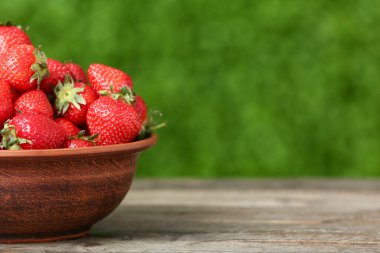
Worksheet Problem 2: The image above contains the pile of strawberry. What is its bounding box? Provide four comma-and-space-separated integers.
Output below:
0, 22, 163, 150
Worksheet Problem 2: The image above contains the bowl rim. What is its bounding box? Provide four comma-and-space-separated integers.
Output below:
0, 134, 157, 158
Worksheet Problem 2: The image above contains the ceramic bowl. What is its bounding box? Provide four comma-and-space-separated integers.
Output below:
0, 134, 157, 243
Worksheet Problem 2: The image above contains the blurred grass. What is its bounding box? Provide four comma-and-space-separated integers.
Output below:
3, 0, 380, 177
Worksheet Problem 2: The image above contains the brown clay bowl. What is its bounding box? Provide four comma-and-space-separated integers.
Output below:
0, 134, 157, 243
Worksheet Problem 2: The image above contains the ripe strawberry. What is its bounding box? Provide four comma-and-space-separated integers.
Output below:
14, 90, 53, 119
0, 114, 66, 150
86, 96, 141, 146
65, 63, 87, 83
135, 95, 147, 123
40, 58, 70, 94
64, 130, 97, 148
88, 63, 133, 93
55, 118, 81, 137
0, 80, 13, 127
0, 22, 32, 54
65, 139, 95, 148
55, 77, 98, 126
0, 44, 49, 92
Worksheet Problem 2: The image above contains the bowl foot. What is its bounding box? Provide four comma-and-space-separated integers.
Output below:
0, 227, 91, 244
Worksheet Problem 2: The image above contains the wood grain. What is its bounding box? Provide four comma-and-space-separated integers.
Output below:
1, 179, 380, 252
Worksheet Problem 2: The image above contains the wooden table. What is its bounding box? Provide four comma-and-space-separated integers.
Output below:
1, 179, 380, 252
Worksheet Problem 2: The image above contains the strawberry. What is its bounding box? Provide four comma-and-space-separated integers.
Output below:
65, 139, 95, 148
0, 44, 49, 92
88, 63, 133, 93
86, 96, 141, 146
0, 22, 32, 54
64, 130, 97, 148
14, 90, 53, 119
135, 95, 148, 123
0, 80, 13, 127
55, 118, 81, 137
40, 58, 70, 94
65, 63, 87, 83
55, 77, 98, 126
0, 114, 66, 150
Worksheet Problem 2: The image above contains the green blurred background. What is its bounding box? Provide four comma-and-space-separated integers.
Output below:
3, 0, 380, 177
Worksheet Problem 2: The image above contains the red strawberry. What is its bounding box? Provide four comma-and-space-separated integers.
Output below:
40, 58, 70, 94
0, 22, 32, 54
86, 96, 141, 146
14, 90, 53, 119
135, 95, 148, 123
65, 139, 95, 148
65, 63, 87, 83
88, 63, 133, 93
0, 44, 49, 92
55, 118, 81, 137
0, 80, 13, 127
55, 77, 98, 126
64, 130, 97, 148
0, 114, 66, 150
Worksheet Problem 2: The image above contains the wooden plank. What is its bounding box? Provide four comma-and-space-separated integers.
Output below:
1, 180, 380, 253
132, 179, 380, 191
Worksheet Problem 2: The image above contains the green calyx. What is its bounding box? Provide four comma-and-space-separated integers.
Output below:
30, 45, 49, 88
137, 110, 167, 140
99, 85, 136, 105
0, 120, 32, 150
70, 130, 99, 143
55, 76, 86, 115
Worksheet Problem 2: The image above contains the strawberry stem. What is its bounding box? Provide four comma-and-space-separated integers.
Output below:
137, 110, 167, 140
99, 85, 136, 105
69, 130, 99, 144
30, 45, 49, 88
55, 75, 86, 115
0, 120, 32, 150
